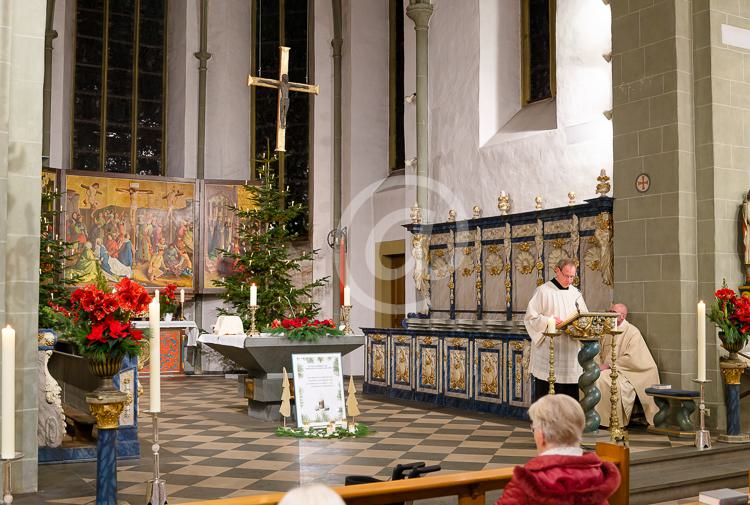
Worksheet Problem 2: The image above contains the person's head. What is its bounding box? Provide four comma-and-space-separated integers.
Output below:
554, 258, 577, 288
278, 485, 345, 505
611, 303, 628, 326
529, 394, 585, 453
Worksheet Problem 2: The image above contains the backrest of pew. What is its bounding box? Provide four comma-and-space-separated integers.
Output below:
188, 442, 630, 505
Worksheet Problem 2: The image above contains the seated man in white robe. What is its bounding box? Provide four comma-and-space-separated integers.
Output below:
596, 303, 660, 427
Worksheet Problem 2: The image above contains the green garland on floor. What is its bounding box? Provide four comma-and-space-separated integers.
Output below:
275, 423, 373, 439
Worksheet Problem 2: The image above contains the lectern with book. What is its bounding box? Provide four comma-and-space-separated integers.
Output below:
554, 311, 621, 438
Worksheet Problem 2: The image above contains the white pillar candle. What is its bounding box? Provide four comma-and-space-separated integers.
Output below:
148, 299, 161, 412
344, 286, 351, 306
697, 300, 706, 382
546, 317, 556, 333
250, 283, 257, 306
180, 289, 185, 304
1, 325, 15, 459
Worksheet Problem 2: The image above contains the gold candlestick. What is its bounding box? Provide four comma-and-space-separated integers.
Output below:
248, 305, 260, 336
543, 329, 561, 395
178, 301, 185, 321
341, 304, 353, 334
607, 329, 627, 443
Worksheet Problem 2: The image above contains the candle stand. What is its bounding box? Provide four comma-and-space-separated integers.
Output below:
1, 452, 22, 504
144, 410, 167, 505
692, 378, 712, 450
178, 301, 185, 321
86, 389, 127, 505
248, 305, 260, 336
341, 305, 353, 334
542, 329, 561, 395
717, 360, 750, 443
607, 329, 627, 443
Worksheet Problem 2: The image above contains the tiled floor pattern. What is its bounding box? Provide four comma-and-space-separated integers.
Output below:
17, 377, 700, 504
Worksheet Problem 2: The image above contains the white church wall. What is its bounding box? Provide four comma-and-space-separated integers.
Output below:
166, 0, 199, 179
427, 0, 612, 219
204, 0, 250, 181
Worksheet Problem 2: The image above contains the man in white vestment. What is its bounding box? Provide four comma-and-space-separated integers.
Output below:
524, 258, 588, 401
596, 303, 660, 426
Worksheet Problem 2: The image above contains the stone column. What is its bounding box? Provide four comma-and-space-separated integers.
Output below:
613, 0, 750, 430
406, 0, 433, 219
0, 0, 45, 492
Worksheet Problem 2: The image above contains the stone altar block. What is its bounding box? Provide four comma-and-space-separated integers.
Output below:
198, 334, 365, 420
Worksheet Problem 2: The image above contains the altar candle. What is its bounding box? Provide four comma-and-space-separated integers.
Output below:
149, 299, 161, 412
697, 300, 706, 382
1, 325, 15, 459
180, 289, 185, 304
546, 317, 556, 333
250, 284, 257, 306
344, 286, 351, 306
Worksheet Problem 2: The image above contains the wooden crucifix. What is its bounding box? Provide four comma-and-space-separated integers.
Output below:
248, 46, 319, 152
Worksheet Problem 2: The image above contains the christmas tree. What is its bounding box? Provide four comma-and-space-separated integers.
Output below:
279, 367, 292, 424
215, 146, 327, 329
39, 188, 79, 328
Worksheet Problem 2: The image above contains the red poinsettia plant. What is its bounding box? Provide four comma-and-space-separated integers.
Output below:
48, 273, 151, 361
265, 317, 343, 342
159, 283, 179, 317
708, 280, 750, 347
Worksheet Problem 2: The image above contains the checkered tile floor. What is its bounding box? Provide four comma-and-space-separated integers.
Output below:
18, 376, 693, 504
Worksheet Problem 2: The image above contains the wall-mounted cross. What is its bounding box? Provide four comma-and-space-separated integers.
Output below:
248, 46, 319, 152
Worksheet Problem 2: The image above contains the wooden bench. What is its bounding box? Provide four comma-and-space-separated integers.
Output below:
62, 405, 96, 441
645, 387, 699, 438
187, 442, 630, 505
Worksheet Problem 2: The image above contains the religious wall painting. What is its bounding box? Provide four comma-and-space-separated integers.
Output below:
200, 181, 256, 292
64, 173, 195, 288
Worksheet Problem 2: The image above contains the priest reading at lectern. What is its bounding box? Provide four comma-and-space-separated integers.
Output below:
524, 258, 588, 402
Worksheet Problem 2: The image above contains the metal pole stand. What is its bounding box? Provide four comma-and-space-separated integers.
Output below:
144, 411, 167, 505
542, 329, 561, 395
607, 329, 627, 443
341, 305, 353, 334
248, 305, 260, 336
692, 378, 712, 450
1, 453, 23, 504
178, 301, 184, 321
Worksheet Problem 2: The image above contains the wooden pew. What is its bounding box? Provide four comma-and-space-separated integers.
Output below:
189, 442, 630, 505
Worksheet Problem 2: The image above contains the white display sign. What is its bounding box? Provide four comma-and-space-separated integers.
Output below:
292, 353, 346, 428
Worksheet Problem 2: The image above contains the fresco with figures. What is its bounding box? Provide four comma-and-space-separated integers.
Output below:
64, 173, 196, 288
201, 182, 254, 292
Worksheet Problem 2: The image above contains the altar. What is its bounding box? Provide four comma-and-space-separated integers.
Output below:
198, 333, 364, 420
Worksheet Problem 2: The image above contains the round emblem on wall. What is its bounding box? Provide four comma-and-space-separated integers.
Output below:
635, 173, 651, 193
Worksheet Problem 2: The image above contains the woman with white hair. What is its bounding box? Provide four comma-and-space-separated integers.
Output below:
278, 484, 345, 505
497, 394, 621, 505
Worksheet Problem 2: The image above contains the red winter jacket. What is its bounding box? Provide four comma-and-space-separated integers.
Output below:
495, 452, 621, 505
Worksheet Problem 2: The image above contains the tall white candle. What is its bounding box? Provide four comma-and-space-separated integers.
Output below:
697, 301, 706, 382
546, 317, 556, 333
180, 289, 185, 304
1, 325, 15, 458
344, 286, 351, 306
148, 299, 161, 412
250, 283, 257, 306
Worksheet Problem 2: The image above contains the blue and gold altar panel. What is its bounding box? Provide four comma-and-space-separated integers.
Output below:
362, 328, 533, 419
506, 339, 532, 408
474, 339, 503, 405
366, 333, 389, 389
391, 334, 413, 391
416, 335, 440, 394
444, 337, 471, 400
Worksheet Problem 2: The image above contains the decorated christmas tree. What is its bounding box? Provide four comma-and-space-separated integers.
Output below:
215, 146, 327, 329
39, 188, 79, 328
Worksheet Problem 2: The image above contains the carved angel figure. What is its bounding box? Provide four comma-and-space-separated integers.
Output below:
412, 234, 431, 309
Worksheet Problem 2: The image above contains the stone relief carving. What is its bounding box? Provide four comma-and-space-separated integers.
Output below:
37, 330, 64, 448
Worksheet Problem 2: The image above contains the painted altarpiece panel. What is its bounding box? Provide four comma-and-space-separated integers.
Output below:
64, 173, 195, 289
